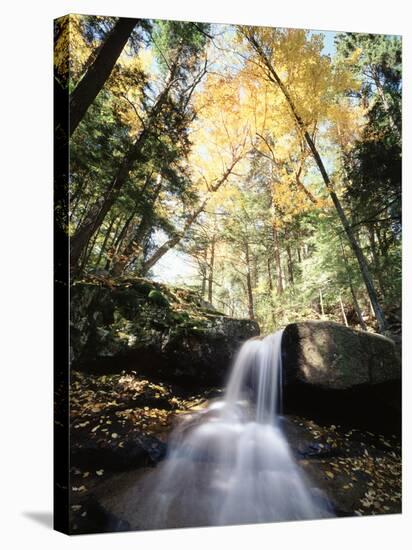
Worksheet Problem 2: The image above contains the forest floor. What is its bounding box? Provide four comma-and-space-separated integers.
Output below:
68, 370, 401, 533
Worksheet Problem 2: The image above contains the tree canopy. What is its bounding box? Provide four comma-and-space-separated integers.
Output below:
55, 16, 402, 334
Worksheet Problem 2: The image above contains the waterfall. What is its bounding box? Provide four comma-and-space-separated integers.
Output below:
137, 331, 333, 529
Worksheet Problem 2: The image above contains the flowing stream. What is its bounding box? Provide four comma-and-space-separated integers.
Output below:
138, 331, 333, 528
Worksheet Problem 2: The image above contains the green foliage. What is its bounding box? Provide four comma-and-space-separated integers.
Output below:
152, 20, 210, 73
338, 33, 402, 308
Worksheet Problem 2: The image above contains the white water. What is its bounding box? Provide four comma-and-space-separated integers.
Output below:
138, 331, 333, 528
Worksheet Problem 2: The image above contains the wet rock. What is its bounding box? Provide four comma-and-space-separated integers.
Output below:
70, 495, 131, 535
71, 416, 167, 472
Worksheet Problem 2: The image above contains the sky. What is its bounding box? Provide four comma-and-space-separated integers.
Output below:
152, 247, 197, 285
320, 31, 337, 57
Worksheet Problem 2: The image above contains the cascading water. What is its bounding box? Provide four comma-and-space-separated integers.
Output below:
137, 331, 333, 529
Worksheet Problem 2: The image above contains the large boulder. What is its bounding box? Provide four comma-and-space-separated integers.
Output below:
281, 321, 401, 432
282, 321, 401, 390
70, 277, 259, 387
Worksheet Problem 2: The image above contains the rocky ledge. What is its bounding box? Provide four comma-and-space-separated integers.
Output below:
70, 277, 259, 387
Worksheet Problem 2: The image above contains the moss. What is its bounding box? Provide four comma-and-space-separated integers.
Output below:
70, 278, 261, 376
188, 325, 211, 335
147, 289, 170, 308
132, 280, 156, 297
170, 311, 190, 323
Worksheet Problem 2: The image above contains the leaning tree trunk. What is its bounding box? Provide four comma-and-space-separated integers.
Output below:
110, 175, 163, 277
350, 283, 367, 330
103, 214, 131, 270
95, 216, 115, 268
339, 295, 349, 327
339, 236, 367, 330
69, 127, 148, 272
69, 18, 138, 136
246, 34, 388, 332
307, 145, 388, 332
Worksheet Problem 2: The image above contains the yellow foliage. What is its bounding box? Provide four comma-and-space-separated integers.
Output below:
54, 14, 96, 87
326, 99, 365, 151
189, 72, 250, 195
346, 47, 363, 66
106, 53, 150, 136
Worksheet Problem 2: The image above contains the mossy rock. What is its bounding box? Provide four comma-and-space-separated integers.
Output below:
70, 280, 260, 386
170, 311, 190, 323
147, 290, 170, 308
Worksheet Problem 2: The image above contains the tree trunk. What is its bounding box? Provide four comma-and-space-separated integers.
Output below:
111, 176, 163, 276
339, 236, 367, 330
115, 220, 150, 275
95, 217, 115, 268
286, 243, 294, 285
69, 18, 138, 136
200, 245, 208, 297
140, 232, 183, 276
350, 284, 367, 330
246, 34, 388, 332
105, 214, 133, 270
80, 225, 100, 271
208, 236, 215, 304
267, 256, 273, 291
319, 288, 325, 317
74, 194, 92, 232
272, 226, 283, 295
245, 241, 255, 320
339, 295, 349, 327
368, 226, 386, 298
